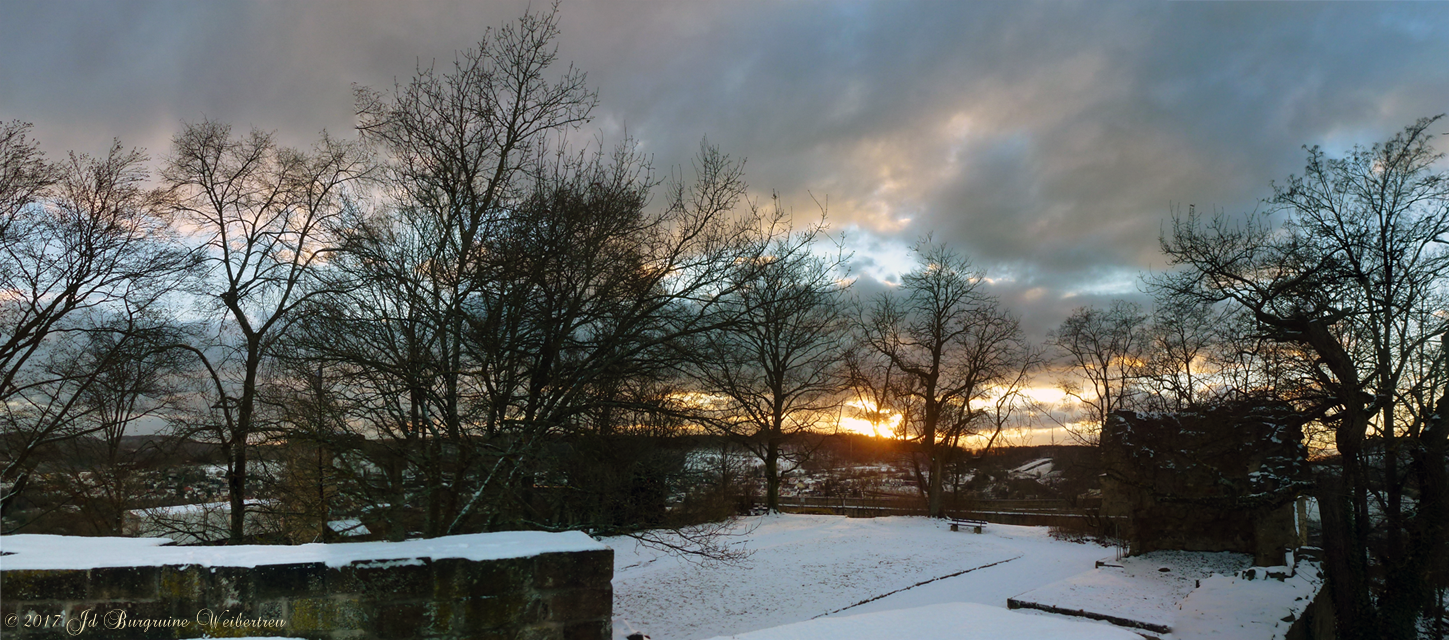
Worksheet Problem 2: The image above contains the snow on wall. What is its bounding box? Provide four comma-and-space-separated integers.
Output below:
0, 530, 606, 570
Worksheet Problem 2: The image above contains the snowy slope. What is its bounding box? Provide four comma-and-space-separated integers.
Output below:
1009, 458, 1056, 479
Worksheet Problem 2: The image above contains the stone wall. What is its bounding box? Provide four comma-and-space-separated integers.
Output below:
0, 533, 611, 640
1101, 402, 1312, 565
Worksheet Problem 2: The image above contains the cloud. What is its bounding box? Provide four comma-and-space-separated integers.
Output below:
3, 0, 1448, 342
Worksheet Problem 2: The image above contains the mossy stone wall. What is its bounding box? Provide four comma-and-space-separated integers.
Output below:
1, 548, 611, 639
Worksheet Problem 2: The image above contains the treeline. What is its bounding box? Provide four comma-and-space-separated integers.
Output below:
0, 8, 1035, 543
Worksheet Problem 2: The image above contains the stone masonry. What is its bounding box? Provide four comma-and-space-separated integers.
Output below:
1100, 402, 1312, 566
0, 535, 611, 640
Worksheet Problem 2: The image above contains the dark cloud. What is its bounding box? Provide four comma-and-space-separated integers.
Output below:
3, 0, 1447, 343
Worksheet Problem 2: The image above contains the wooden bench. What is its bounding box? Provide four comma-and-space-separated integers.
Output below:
949, 518, 986, 533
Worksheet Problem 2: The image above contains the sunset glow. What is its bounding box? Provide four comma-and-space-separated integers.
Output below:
839, 399, 902, 438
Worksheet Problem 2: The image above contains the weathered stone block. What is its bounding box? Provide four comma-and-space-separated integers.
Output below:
564, 620, 612, 640
375, 602, 428, 639
286, 596, 368, 633
157, 565, 201, 603
436, 557, 526, 600
1, 569, 87, 601
252, 562, 328, 599
334, 559, 432, 598
201, 566, 255, 607
542, 588, 611, 619
533, 550, 611, 589
88, 565, 160, 601
453, 592, 544, 630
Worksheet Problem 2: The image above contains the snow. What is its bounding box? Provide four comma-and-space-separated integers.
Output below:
607, 514, 1114, 640
700, 602, 1142, 640
0, 530, 605, 570
3, 511, 1328, 640
1009, 458, 1056, 479
1009, 550, 1251, 631
1175, 560, 1325, 640
124, 499, 278, 545
611, 514, 1326, 640
138, 500, 263, 516
327, 519, 371, 537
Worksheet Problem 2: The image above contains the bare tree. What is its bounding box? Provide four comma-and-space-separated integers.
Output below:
339, 6, 596, 536
687, 204, 851, 512
1135, 298, 1223, 411
296, 132, 769, 538
1048, 300, 1148, 444
0, 134, 193, 526
0, 121, 58, 237
164, 121, 365, 543
446, 140, 768, 534
1155, 116, 1449, 639
312, 6, 789, 543
53, 319, 190, 535
857, 240, 1032, 518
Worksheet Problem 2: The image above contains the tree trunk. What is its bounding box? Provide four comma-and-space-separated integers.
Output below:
927, 454, 945, 518
765, 443, 780, 512
1317, 474, 1364, 638
228, 443, 248, 544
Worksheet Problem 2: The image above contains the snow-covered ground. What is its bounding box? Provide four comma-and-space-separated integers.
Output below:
1009, 550, 1252, 632
609, 514, 1325, 640
701, 602, 1142, 640
1175, 561, 1325, 640
606, 514, 1123, 640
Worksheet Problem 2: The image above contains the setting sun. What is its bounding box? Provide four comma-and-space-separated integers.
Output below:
839, 399, 902, 438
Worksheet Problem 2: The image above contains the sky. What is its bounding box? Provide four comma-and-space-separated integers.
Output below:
3, 0, 1448, 394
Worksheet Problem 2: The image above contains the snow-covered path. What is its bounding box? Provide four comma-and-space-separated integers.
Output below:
605, 514, 1117, 640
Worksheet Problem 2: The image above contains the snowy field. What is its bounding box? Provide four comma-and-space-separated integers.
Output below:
606, 514, 1129, 640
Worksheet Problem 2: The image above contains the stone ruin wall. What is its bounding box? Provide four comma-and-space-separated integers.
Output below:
0, 535, 611, 640
1100, 402, 1311, 566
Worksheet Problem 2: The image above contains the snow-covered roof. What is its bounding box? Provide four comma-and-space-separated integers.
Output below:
0, 530, 605, 570
327, 519, 370, 537
1009, 458, 1057, 480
